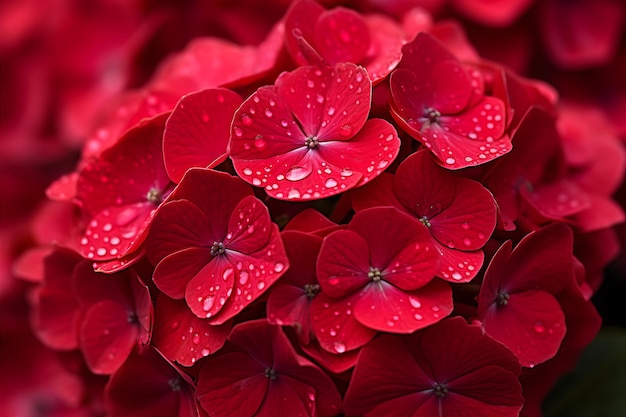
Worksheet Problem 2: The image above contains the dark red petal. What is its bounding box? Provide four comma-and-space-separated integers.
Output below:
163, 88, 242, 183
267, 284, 312, 343
316, 229, 370, 298
256, 377, 314, 417
146, 200, 213, 264
397, 32, 458, 76
80, 300, 138, 375
419, 317, 522, 380
433, 241, 484, 283
80, 202, 155, 261
503, 223, 574, 294
105, 347, 196, 417
571, 194, 626, 233
299, 339, 359, 374
520, 179, 590, 219
34, 284, 80, 350
354, 279, 452, 333
480, 290, 566, 367
310, 293, 376, 353
429, 177, 497, 251
313, 7, 370, 65
343, 335, 433, 417
446, 367, 523, 414
283, 209, 338, 234
152, 295, 231, 367
197, 352, 267, 417
93, 248, 145, 273
393, 149, 456, 219
351, 173, 403, 213
153, 247, 212, 299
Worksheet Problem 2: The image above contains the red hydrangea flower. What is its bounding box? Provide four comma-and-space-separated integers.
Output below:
229, 62, 400, 201
105, 347, 197, 417
390, 32, 512, 169
146, 168, 289, 324
72, 261, 152, 375
352, 148, 497, 282
284, 0, 404, 82
152, 294, 232, 367
76, 113, 174, 265
162, 88, 243, 183
477, 224, 575, 367
311, 207, 451, 354
196, 319, 342, 417
343, 317, 523, 417
483, 107, 590, 230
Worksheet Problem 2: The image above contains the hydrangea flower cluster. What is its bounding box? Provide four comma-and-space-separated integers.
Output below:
6, 1, 626, 416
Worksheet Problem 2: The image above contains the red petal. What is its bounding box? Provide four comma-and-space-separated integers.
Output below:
185, 256, 235, 320
351, 173, 403, 212
313, 7, 370, 65
433, 241, 484, 283
447, 367, 523, 414
520, 179, 591, 219
225, 196, 273, 255
153, 247, 212, 300
255, 376, 314, 417
354, 279, 452, 333
316, 229, 370, 298
46, 172, 78, 202
480, 290, 566, 367
197, 352, 267, 417
362, 14, 404, 83
452, 0, 533, 26
299, 339, 359, 374
80, 300, 138, 375
283, 208, 338, 234
310, 293, 376, 353
152, 295, 231, 367
284, 0, 325, 66
163, 88, 242, 183
429, 177, 497, 251
80, 202, 154, 261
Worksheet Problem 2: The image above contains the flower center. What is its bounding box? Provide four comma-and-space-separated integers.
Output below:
424, 107, 441, 124
419, 215, 431, 228
496, 292, 510, 306
168, 377, 182, 392
434, 383, 448, 398
368, 267, 382, 282
305, 136, 319, 149
264, 368, 278, 380
210, 241, 226, 256
304, 283, 320, 298
146, 187, 162, 204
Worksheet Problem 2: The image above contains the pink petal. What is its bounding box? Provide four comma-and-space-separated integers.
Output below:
354, 279, 452, 333
153, 247, 212, 299
480, 290, 566, 367
310, 293, 376, 353
313, 7, 370, 65
152, 295, 231, 367
163, 88, 242, 183
80, 300, 138, 375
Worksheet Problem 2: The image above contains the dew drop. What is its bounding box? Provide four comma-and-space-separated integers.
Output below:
340, 168, 353, 177
286, 165, 311, 181
254, 135, 266, 150
170, 321, 180, 330
192, 333, 200, 344
241, 114, 253, 126
201, 348, 210, 356
333, 342, 346, 353
414, 313, 423, 320
242, 168, 252, 176
327, 106, 336, 116
445, 157, 456, 165
463, 238, 472, 246
274, 262, 285, 273
233, 127, 243, 137
339, 124, 353, 137
409, 297, 422, 308
203, 297, 215, 312
452, 272, 463, 280
239, 271, 249, 285
257, 281, 266, 290
223, 267, 234, 281
329, 329, 337, 337
533, 322, 545, 334
355, 72, 363, 82
264, 109, 273, 118
325, 178, 338, 188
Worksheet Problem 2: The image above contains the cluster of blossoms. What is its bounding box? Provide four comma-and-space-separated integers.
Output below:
4, 0, 626, 416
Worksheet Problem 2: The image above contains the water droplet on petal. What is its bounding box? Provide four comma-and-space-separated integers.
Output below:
254, 135, 266, 150
333, 341, 346, 353
203, 297, 215, 312
242, 168, 252, 176
339, 125, 353, 137
414, 313, 423, 320
274, 262, 285, 273
409, 297, 422, 308
257, 281, 266, 290
241, 114, 253, 126
452, 272, 463, 280
445, 157, 456, 165
192, 333, 200, 344
533, 322, 545, 334
170, 321, 180, 330
239, 271, 249, 285
223, 268, 234, 281
286, 165, 312, 181
327, 106, 336, 116
325, 178, 338, 188
264, 109, 273, 118
340, 168, 353, 177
